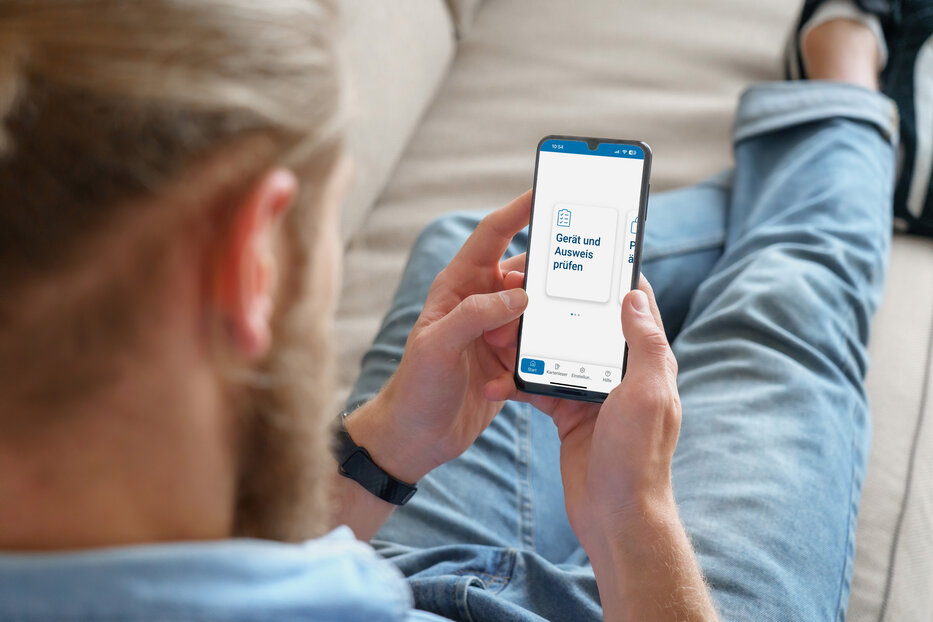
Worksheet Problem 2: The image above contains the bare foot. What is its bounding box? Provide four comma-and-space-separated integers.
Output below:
801, 19, 880, 91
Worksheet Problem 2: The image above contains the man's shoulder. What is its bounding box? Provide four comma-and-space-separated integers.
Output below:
0, 527, 446, 621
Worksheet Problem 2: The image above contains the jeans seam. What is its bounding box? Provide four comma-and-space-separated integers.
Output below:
835, 398, 861, 622
517, 403, 535, 551
450, 570, 513, 582
833, 302, 873, 621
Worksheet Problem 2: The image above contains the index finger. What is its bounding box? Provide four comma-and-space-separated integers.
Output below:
447, 190, 531, 277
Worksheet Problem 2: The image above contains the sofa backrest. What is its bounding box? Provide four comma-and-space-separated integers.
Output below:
338, 0, 458, 244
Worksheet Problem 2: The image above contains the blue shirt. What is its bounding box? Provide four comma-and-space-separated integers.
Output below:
0, 527, 449, 621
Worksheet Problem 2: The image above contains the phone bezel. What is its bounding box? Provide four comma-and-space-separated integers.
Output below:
513, 135, 652, 404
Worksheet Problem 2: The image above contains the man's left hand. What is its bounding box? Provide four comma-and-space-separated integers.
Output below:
346, 191, 532, 484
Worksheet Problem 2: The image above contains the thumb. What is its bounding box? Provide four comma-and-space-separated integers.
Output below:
436, 288, 528, 351
621, 288, 677, 382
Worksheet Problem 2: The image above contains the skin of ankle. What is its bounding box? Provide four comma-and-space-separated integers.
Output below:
802, 18, 880, 91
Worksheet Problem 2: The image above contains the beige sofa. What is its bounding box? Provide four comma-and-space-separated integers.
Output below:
335, 1, 933, 619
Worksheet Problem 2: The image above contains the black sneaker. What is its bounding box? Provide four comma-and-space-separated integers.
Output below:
883, 0, 933, 235
785, 0, 898, 80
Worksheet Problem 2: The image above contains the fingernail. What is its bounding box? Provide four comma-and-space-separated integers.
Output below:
500, 288, 528, 310
630, 289, 650, 314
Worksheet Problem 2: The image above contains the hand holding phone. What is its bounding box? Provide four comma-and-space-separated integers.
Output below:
514, 136, 652, 402
354, 192, 533, 486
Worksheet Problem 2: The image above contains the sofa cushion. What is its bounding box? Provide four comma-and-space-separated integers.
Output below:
851, 235, 933, 621
338, 0, 454, 245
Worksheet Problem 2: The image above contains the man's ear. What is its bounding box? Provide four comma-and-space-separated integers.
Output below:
212, 169, 297, 359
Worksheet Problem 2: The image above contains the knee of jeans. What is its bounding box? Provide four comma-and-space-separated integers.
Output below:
736, 244, 873, 379
787, 120, 894, 237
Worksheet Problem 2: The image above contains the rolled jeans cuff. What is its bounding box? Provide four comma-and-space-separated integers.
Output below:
733, 81, 900, 146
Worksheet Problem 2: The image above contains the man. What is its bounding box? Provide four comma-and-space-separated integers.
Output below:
0, 0, 929, 620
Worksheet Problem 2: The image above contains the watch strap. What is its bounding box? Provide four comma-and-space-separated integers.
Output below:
333, 412, 417, 506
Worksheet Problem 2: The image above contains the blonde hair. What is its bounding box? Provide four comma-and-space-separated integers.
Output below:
0, 0, 343, 404
0, 1, 341, 146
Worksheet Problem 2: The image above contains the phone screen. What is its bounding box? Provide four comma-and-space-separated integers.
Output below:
515, 136, 650, 401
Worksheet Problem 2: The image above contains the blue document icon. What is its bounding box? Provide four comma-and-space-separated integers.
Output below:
557, 208, 571, 227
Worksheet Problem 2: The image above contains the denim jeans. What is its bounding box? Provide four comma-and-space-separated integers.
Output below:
347, 82, 898, 622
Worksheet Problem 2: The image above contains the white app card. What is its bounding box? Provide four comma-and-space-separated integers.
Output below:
546, 203, 618, 303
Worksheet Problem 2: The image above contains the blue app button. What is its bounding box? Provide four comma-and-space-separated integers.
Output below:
520, 358, 545, 375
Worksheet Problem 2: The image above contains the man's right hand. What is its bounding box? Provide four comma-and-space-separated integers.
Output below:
551, 280, 682, 555
490, 279, 718, 620
558, 281, 717, 621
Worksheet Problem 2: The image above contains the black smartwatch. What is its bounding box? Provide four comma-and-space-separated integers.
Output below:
333, 412, 418, 506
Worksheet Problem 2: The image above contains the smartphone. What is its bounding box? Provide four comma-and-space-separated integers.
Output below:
514, 135, 651, 403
